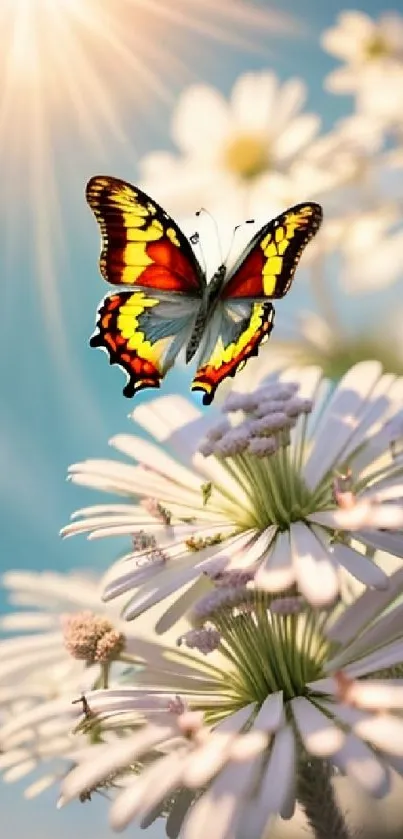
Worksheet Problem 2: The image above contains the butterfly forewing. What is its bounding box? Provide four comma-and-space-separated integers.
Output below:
221, 202, 323, 299
86, 176, 204, 292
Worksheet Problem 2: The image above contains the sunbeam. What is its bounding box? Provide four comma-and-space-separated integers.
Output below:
1, 0, 299, 405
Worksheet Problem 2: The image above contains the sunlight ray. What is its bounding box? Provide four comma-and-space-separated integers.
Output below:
1, 0, 299, 399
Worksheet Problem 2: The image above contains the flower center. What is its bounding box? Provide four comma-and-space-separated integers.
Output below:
364, 33, 390, 59
223, 132, 270, 180
198, 387, 339, 534
192, 591, 329, 724
62, 611, 125, 663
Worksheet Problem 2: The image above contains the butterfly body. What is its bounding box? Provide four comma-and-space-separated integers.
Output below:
86, 176, 322, 404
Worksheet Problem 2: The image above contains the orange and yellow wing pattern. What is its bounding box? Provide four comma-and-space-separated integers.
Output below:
86, 176, 203, 293
192, 302, 274, 405
192, 202, 322, 404
90, 290, 197, 397
86, 176, 204, 397
221, 202, 323, 300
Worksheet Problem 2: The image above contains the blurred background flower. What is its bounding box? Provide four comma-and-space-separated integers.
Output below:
3, 1, 403, 837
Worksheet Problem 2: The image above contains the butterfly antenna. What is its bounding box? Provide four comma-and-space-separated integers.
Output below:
224, 218, 255, 266
189, 231, 207, 274
196, 207, 224, 265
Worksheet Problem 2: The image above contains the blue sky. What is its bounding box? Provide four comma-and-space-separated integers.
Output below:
0, 0, 401, 835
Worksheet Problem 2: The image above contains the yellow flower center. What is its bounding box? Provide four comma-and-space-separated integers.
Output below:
223, 132, 270, 180
364, 33, 390, 59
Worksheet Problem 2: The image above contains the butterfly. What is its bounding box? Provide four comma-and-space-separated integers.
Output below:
86, 176, 322, 405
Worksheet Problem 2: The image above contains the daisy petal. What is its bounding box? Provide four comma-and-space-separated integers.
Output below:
291, 697, 345, 756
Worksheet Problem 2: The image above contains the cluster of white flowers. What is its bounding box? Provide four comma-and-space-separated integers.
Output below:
139, 9, 403, 381
3, 10, 403, 839
3, 358, 403, 838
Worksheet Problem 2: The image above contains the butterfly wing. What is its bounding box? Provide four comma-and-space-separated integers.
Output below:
191, 202, 322, 404
221, 202, 323, 300
192, 301, 274, 405
86, 176, 204, 293
86, 176, 204, 396
91, 290, 199, 397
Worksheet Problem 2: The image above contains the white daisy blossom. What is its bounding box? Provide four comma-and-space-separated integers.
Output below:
139, 70, 320, 221
60, 570, 403, 837
322, 10, 403, 94
0, 691, 86, 800
311, 206, 403, 294
63, 362, 403, 626
0, 570, 105, 700
0, 570, 143, 797
356, 64, 403, 126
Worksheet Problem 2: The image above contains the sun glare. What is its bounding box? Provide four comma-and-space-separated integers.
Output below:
1, 0, 298, 388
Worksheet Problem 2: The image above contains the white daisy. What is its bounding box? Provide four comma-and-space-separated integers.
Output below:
0, 570, 105, 701
322, 10, 403, 94
264, 307, 403, 386
139, 70, 320, 221
62, 362, 403, 627
60, 568, 403, 837
302, 204, 403, 295
0, 569, 144, 797
356, 63, 403, 127
0, 690, 86, 799
301, 114, 402, 212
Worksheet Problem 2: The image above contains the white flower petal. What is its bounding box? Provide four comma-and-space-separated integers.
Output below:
110, 434, 203, 492
332, 733, 390, 798
253, 691, 284, 731
309, 504, 403, 531
332, 543, 389, 589
3, 760, 37, 782
155, 577, 210, 634
271, 77, 306, 134
356, 529, 403, 558
291, 523, 339, 606
341, 638, 403, 679
122, 568, 202, 622
184, 733, 236, 789
237, 726, 295, 837
25, 774, 60, 798
328, 603, 403, 672
327, 566, 403, 644
354, 714, 403, 757
131, 395, 204, 448
230, 71, 277, 131
182, 756, 257, 839
215, 704, 256, 733
304, 361, 383, 489
110, 751, 185, 830
61, 724, 176, 803
272, 113, 320, 162
254, 530, 295, 592
291, 697, 345, 756
337, 680, 403, 711
172, 84, 231, 158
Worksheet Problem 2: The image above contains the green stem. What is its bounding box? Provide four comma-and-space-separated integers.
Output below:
297, 757, 351, 839
100, 662, 110, 689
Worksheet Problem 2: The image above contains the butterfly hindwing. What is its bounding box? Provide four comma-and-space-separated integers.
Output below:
90, 290, 198, 397
221, 202, 323, 300
192, 301, 274, 405
86, 176, 204, 293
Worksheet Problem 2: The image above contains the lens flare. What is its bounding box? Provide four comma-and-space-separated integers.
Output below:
1, 0, 298, 378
